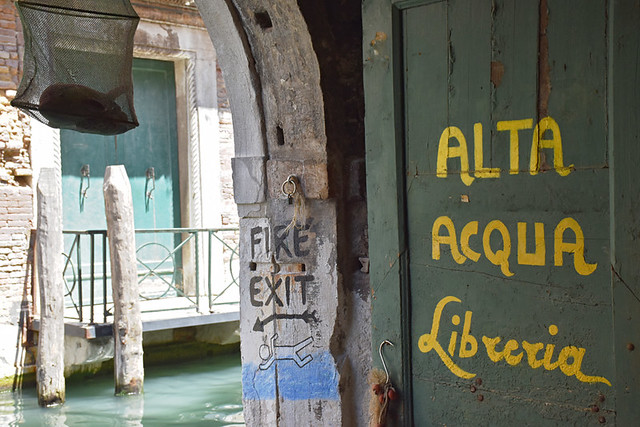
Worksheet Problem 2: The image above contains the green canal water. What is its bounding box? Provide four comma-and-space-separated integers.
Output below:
0, 353, 243, 426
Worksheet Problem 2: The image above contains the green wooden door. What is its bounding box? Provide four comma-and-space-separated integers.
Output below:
61, 58, 181, 301
364, 0, 640, 424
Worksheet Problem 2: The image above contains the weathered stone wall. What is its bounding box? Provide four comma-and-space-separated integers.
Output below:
218, 63, 238, 229
0, 0, 33, 382
297, 2, 371, 423
197, 0, 369, 425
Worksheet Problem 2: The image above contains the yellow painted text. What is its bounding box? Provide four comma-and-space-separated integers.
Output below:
436, 116, 574, 185
431, 216, 598, 277
418, 296, 611, 386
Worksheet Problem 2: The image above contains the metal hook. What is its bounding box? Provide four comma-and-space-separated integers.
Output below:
379, 339, 394, 384
79, 164, 90, 212
145, 167, 156, 212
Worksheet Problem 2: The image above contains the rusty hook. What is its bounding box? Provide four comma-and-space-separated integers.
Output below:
379, 339, 394, 384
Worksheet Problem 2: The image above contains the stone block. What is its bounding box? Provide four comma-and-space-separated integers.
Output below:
231, 156, 266, 204
266, 159, 329, 200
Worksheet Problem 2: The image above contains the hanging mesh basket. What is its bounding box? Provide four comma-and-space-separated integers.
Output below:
11, 0, 140, 135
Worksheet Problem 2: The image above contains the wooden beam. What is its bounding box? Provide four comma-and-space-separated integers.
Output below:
36, 168, 65, 407
104, 165, 144, 395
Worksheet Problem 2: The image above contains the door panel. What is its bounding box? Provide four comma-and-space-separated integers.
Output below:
404, 2, 612, 423
61, 58, 181, 301
361, 0, 640, 424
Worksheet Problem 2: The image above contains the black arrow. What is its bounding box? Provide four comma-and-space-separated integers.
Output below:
253, 309, 319, 332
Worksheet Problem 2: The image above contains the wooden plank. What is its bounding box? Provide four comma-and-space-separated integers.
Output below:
490, 0, 539, 170
610, 0, 640, 423
365, 0, 640, 423
362, 0, 409, 423
403, 2, 449, 422
404, 0, 613, 423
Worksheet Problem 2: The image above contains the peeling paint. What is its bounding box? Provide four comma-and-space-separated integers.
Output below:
370, 31, 387, 46
490, 61, 504, 88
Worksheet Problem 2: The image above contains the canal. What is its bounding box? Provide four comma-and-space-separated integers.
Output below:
0, 352, 243, 426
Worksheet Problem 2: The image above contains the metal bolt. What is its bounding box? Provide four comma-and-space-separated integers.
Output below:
591, 405, 599, 413
475, 378, 483, 386
470, 385, 476, 393
627, 343, 635, 351
598, 394, 605, 402
598, 416, 606, 424
477, 394, 484, 402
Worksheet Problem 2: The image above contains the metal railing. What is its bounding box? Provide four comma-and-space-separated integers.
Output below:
62, 227, 239, 324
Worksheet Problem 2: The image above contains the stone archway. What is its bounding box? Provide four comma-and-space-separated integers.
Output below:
196, 1, 349, 425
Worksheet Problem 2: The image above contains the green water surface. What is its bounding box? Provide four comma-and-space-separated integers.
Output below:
0, 353, 243, 426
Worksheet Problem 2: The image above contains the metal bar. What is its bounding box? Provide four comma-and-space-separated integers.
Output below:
208, 230, 213, 311
195, 231, 200, 312
64, 227, 238, 234
228, 243, 239, 287
65, 234, 80, 319
135, 258, 197, 306
103, 232, 108, 323
134, 227, 238, 233
77, 235, 83, 322
137, 260, 177, 289
210, 243, 239, 305
90, 233, 95, 324
61, 227, 239, 323
210, 282, 234, 304
135, 234, 194, 283
65, 234, 79, 264
210, 231, 238, 252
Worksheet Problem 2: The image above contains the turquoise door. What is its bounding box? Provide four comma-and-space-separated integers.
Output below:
61, 58, 181, 309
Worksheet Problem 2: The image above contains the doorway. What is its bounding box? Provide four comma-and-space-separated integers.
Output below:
60, 57, 182, 309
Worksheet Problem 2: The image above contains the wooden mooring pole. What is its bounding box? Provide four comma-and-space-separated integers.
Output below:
103, 165, 144, 395
36, 168, 65, 407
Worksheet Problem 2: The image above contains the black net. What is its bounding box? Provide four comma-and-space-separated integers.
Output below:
11, 0, 140, 135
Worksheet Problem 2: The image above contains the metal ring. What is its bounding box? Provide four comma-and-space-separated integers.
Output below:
281, 175, 297, 196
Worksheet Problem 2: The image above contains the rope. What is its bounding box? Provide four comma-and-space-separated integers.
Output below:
282, 175, 306, 233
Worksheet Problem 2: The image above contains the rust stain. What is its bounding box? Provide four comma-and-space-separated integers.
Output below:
538, 0, 551, 117
370, 31, 387, 46
491, 61, 504, 88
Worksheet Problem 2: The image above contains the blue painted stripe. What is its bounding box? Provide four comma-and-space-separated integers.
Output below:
242, 351, 339, 401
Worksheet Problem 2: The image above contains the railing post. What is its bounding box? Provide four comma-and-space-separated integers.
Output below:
103, 232, 108, 323
195, 231, 200, 313
77, 234, 83, 322
36, 168, 65, 406
207, 230, 212, 311
104, 165, 144, 396
90, 232, 95, 324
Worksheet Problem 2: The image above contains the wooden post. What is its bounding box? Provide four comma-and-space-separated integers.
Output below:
36, 168, 65, 407
103, 165, 144, 395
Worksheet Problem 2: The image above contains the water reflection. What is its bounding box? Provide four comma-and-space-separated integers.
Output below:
0, 353, 243, 426
42, 405, 67, 427
118, 394, 144, 426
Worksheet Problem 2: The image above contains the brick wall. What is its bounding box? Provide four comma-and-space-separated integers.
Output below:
0, 0, 33, 381
0, 0, 20, 91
